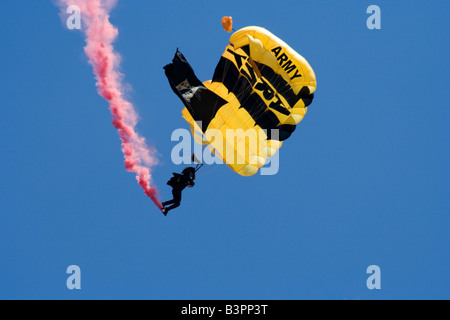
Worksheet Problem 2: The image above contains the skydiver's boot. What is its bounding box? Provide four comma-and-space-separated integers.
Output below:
161, 207, 167, 216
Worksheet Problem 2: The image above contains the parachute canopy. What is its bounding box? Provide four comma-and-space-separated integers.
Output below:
221, 16, 233, 33
164, 26, 316, 176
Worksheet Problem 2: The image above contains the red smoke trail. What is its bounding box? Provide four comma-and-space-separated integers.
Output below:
59, 0, 162, 209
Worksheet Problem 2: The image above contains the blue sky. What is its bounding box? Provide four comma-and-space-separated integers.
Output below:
0, 0, 449, 300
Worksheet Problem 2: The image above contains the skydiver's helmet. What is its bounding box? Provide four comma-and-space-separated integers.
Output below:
182, 167, 196, 180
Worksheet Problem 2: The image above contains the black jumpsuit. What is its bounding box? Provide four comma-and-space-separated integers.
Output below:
163, 173, 195, 213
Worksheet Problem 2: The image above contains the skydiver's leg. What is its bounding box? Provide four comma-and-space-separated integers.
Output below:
165, 188, 182, 212
162, 188, 178, 207
162, 199, 175, 206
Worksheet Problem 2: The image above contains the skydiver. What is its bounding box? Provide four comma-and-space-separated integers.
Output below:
161, 167, 196, 216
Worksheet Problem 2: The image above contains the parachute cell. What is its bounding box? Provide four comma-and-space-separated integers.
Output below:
164, 26, 316, 176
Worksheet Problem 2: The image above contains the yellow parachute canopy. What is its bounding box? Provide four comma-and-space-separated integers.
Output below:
164, 26, 316, 176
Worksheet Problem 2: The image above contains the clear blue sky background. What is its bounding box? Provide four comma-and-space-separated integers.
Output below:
0, 0, 448, 300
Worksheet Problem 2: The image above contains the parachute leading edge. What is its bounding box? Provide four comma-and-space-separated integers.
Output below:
164, 26, 316, 176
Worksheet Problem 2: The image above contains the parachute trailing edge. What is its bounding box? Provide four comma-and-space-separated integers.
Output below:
164, 26, 316, 176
